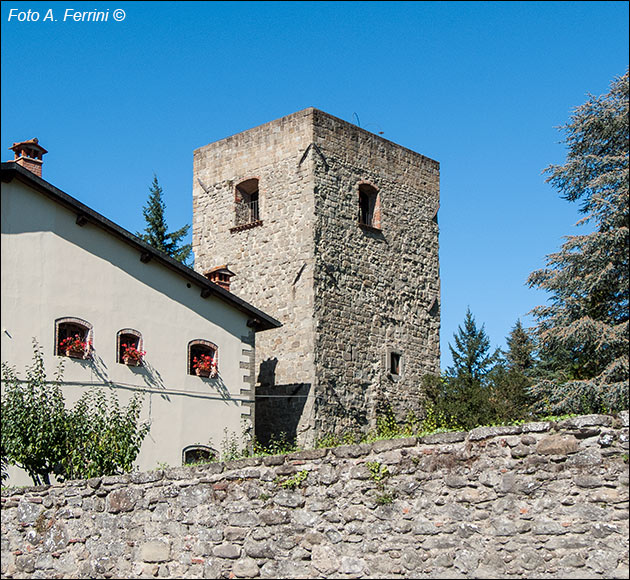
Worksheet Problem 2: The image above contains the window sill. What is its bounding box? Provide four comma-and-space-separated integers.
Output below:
359, 222, 382, 233
230, 220, 263, 233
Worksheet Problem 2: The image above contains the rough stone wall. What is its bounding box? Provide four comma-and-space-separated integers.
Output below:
311, 109, 440, 437
192, 108, 440, 446
2, 413, 628, 579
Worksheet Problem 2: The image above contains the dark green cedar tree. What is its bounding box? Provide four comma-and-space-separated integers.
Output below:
527, 70, 629, 414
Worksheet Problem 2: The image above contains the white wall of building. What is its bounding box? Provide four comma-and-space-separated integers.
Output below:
1, 178, 257, 485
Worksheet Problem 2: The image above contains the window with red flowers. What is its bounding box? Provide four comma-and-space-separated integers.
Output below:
188, 339, 218, 378
117, 329, 145, 366
55, 317, 92, 359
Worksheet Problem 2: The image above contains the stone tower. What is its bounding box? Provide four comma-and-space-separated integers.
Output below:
193, 108, 440, 447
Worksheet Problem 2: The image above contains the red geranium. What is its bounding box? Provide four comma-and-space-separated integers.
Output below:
59, 334, 91, 356
192, 354, 217, 376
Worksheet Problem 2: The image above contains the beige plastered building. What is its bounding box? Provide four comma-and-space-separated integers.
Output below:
1, 152, 280, 487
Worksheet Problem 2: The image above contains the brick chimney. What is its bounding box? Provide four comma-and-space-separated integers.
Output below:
204, 265, 235, 292
9, 138, 47, 177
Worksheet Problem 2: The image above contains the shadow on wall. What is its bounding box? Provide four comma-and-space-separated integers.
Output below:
255, 357, 310, 446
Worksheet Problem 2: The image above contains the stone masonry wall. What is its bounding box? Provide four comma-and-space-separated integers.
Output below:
2, 412, 628, 579
192, 108, 441, 447
192, 110, 318, 444
311, 109, 440, 436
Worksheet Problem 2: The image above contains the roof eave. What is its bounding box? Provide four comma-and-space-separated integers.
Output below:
1, 162, 281, 332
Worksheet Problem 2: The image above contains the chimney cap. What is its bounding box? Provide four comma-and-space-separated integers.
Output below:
10, 138, 48, 156
205, 265, 236, 277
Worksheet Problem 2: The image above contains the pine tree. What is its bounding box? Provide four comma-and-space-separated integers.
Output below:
505, 319, 536, 374
446, 308, 500, 384
488, 320, 536, 422
435, 308, 502, 429
527, 71, 629, 414
138, 175, 192, 266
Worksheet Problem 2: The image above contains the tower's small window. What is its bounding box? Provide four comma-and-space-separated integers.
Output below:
188, 340, 218, 378
235, 178, 260, 226
55, 317, 92, 359
390, 352, 401, 376
358, 183, 381, 229
117, 329, 144, 366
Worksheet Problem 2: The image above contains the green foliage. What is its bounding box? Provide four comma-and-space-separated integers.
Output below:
252, 432, 298, 456
486, 320, 537, 424
315, 431, 360, 448
423, 313, 537, 430
428, 309, 503, 430
1, 447, 7, 484
505, 319, 536, 374
1, 342, 67, 485
447, 308, 501, 385
218, 424, 300, 461
419, 396, 463, 433
219, 427, 244, 462
137, 175, 192, 266
527, 70, 629, 415
277, 469, 308, 489
366, 461, 390, 483
366, 460, 394, 504
61, 387, 150, 480
1, 341, 150, 485
374, 492, 394, 505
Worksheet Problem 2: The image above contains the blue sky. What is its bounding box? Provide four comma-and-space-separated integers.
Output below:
2, 1, 628, 369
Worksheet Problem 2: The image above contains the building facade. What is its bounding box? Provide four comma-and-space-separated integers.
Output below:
193, 108, 440, 446
1, 158, 280, 486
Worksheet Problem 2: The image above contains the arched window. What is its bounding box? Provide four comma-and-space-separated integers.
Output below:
235, 178, 260, 227
55, 317, 92, 359
117, 329, 144, 366
188, 339, 218, 378
358, 183, 381, 229
182, 445, 217, 465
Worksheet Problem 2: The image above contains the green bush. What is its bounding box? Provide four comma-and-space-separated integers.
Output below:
2, 341, 150, 485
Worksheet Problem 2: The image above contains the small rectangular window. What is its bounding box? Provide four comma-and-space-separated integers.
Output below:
390, 352, 401, 376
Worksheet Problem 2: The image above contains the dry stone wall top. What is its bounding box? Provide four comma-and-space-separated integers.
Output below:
1, 412, 628, 579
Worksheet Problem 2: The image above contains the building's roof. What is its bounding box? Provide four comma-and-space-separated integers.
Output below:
1, 162, 282, 332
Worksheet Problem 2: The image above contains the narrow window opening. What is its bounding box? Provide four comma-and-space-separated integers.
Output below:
358, 183, 381, 229
390, 352, 401, 376
235, 178, 260, 226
